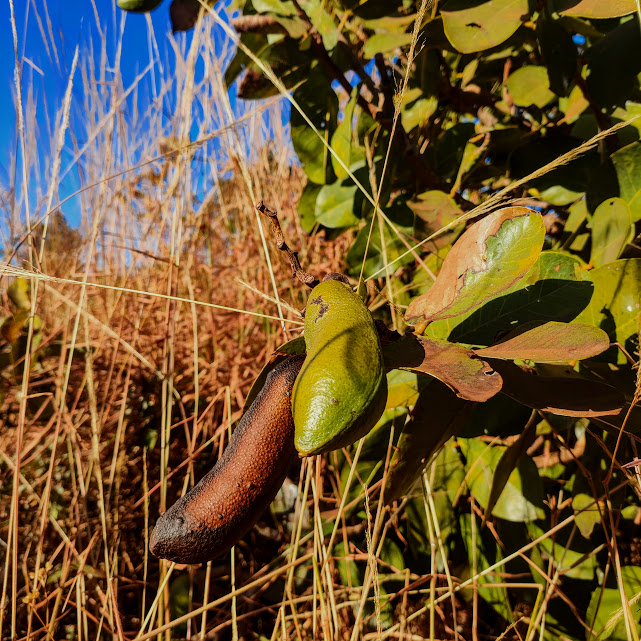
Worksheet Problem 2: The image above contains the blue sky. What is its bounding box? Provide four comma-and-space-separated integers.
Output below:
0, 0, 247, 234
0, 1, 175, 173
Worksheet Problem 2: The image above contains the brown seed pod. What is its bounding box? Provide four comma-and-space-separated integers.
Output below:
150, 354, 304, 564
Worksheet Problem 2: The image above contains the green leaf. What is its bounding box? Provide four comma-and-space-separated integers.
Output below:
423, 122, 476, 181
573, 493, 603, 538
590, 197, 633, 267
315, 180, 359, 227
406, 207, 545, 326
407, 189, 463, 233
290, 64, 338, 184
553, 0, 638, 17
384, 369, 421, 410
346, 215, 414, 279
236, 38, 312, 100
253, 0, 296, 16
528, 522, 599, 582
506, 65, 555, 108
224, 33, 268, 88
474, 321, 611, 362
612, 141, 641, 222
558, 85, 589, 123
363, 32, 413, 57
298, 182, 322, 233
303, 0, 339, 49
441, 0, 529, 54
460, 437, 545, 522
426, 251, 593, 345
385, 380, 471, 503
586, 566, 641, 640
484, 416, 537, 523
402, 96, 439, 131
330, 87, 363, 180
510, 137, 597, 206
1, 310, 30, 343
169, 574, 192, 629
574, 259, 641, 364
361, 14, 417, 30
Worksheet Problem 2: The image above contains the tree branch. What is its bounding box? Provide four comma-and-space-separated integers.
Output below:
256, 201, 319, 289
231, 15, 288, 34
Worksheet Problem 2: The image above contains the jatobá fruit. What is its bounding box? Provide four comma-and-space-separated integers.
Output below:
292, 279, 387, 456
117, 0, 164, 12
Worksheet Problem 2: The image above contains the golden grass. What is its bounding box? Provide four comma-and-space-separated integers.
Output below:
2, 4, 640, 641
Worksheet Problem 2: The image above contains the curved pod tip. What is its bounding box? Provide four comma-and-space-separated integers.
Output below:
150, 354, 304, 564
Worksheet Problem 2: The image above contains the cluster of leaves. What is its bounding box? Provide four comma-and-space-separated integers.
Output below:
206, 1, 641, 636
120, 0, 641, 636
0, 278, 45, 396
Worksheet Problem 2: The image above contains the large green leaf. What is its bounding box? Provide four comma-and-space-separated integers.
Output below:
405, 207, 545, 326
590, 197, 633, 267
574, 259, 641, 364
528, 523, 598, 582
441, 0, 529, 54
314, 180, 359, 227
612, 141, 641, 222
426, 251, 593, 345
407, 189, 464, 243
586, 566, 641, 640
302, 0, 338, 49
297, 181, 322, 233
330, 87, 363, 180
363, 32, 413, 57
7, 278, 31, 311
573, 493, 603, 539
460, 438, 545, 522
553, 0, 638, 17
252, 0, 296, 15
384, 369, 421, 411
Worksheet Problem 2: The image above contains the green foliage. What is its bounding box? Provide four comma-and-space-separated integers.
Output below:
150, 2, 641, 636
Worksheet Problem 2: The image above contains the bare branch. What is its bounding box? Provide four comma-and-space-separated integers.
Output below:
256, 201, 319, 289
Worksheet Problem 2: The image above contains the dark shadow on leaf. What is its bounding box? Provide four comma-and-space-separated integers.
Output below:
448, 279, 594, 345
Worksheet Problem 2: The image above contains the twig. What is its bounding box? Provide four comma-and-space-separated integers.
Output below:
255, 201, 319, 289
231, 15, 288, 34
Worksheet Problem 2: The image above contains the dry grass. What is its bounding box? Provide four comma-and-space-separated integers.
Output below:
0, 10, 354, 639
2, 4, 639, 641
